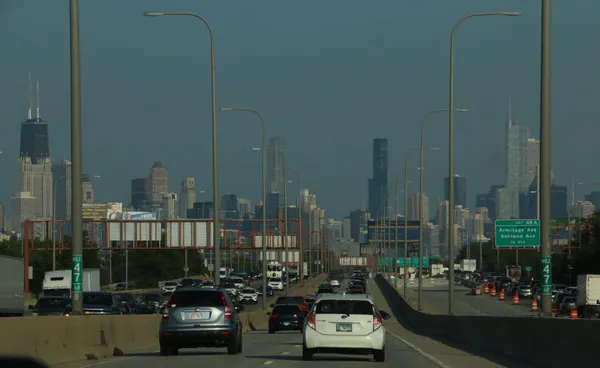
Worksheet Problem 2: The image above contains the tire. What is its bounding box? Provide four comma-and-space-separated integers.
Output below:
170, 347, 179, 356
227, 336, 238, 355
159, 345, 170, 356
302, 347, 313, 361
373, 348, 385, 362
268, 328, 275, 334
237, 333, 243, 353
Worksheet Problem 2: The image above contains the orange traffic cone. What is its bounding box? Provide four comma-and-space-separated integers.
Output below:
491, 286, 497, 297
531, 298, 538, 312
475, 288, 481, 295
499, 289, 505, 301
512, 293, 519, 305
570, 307, 578, 319
483, 285, 489, 294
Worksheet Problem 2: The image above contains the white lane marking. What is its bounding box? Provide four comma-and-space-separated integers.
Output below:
264, 360, 274, 365
281, 351, 290, 355
386, 330, 451, 368
294, 344, 302, 348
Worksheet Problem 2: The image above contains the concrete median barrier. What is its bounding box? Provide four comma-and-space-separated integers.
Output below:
0, 315, 161, 365
375, 274, 600, 367
0, 275, 327, 365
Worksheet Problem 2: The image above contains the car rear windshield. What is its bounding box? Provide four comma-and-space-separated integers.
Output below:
276, 296, 303, 304
315, 300, 374, 315
180, 279, 194, 285
83, 294, 113, 306
36, 298, 71, 309
270, 278, 282, 282
317, 288, 334, 294
170, 290, 224, 307
272, 305, 301, 315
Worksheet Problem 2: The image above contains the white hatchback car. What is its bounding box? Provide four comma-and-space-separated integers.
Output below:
302, 293, 390, 361
268, 278, 284, 291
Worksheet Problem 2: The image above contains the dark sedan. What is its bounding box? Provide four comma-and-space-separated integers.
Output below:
29, 296, 72, 316
267, 304, 306, 333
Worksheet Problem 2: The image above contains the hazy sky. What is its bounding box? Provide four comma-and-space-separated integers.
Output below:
1, 0, 599, 218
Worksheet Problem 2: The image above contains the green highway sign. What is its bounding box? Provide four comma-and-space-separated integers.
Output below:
495, 219, 540, 247
380, 257, 430, 268
72, 255, 83, 293
541, 257, 552, 295
525, 266, 533, 272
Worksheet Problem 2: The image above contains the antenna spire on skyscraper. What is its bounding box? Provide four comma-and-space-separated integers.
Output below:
28, 73, 32, 120
508, 96, 513, 128
36, 81, 41, 120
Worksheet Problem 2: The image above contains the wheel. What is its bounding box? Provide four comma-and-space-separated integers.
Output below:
373, 348, 385, 362
227, 336, 238, 355
159, 345, 170, 356
302, 347, 313, 361
170, 347, 179, 356
237, 333, 243, 353
268, 328, 275, 334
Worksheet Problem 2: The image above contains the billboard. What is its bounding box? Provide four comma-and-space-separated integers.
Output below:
82, 203, 108, 220
108, 211, 160, 242
107, 202, 123, 220
165, 221, 214, 248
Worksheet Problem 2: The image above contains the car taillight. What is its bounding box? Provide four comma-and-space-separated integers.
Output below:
373, 314, 382, 330
271, 314, 279, 318
220, 292, 233, 319
306, 312, 316, 329
300, 304, 307, 312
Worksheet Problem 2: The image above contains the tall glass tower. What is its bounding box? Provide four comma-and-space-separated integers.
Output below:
368, 138, 388, 218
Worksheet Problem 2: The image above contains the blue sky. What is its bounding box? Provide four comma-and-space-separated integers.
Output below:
1, 0, 598, 218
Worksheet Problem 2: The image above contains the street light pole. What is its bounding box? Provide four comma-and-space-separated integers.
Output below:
258, 148, 288, 293
69, 0, 84, 315
143, 10, 221, 285
285, 168, 303, 286
52, 176, 66, 271
418, 109, 467, 311
220, 107, 267, 307
448, 10, 521, 316
540, 0, 552, 316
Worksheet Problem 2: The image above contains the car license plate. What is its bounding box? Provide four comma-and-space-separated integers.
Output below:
336, 323, 352, 332
183, 312, 208, 320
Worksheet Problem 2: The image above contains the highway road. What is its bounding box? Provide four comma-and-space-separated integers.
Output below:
52, 276, 508, 368
401, 278, 534, 317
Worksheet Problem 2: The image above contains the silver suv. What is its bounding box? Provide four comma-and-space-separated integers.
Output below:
159, 288, 244, 356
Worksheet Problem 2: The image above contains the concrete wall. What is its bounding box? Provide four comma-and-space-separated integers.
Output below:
0, 275, 326, 366
375, 274, 600, 367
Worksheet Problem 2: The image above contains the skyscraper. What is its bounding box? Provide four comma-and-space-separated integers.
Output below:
178, 177, 196, 218
52, 160, 72, 220
81, 174, 94, 203
368, 138, 388, 218
147, 162, 168, 203
407, 192, 429, 222
237, 198, 252, 218
444, 175, 467, 208
16, 75, 52, 221
162, 192, 178, 219
130, 178, 148, 210
267, 137, 284, 194
525, 138, 540, 189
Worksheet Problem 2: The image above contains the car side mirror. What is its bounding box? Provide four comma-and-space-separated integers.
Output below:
380, 311, 391, 320
28, 305, 34, 310
266, 312, 271, 316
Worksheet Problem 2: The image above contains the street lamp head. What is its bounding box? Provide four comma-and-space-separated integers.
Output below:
251, 148, 261, 151
455, 108, 469, 112
219, 107, 234, 111
143, 11, 164, 17
426, 147, 440, 151
501, 12, 522, 16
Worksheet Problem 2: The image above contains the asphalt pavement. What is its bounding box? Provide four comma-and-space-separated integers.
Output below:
399, 278, 535, 317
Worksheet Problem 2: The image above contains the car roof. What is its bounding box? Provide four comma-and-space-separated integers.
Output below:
315, 293, 373, 302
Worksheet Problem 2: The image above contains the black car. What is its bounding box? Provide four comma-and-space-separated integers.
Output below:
29, 296, 72, 316
347, 285, 366, 294
136, 293, 161, 314
82, 292, 123, 315
316, 286, 335, 295
179, 278, 196, 289
267, 304, 306, 333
